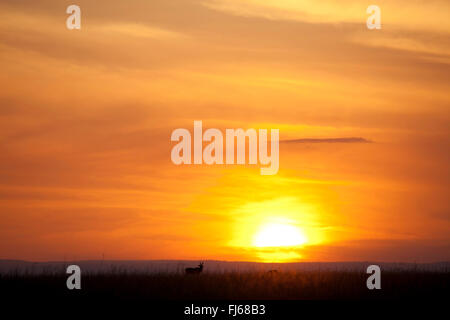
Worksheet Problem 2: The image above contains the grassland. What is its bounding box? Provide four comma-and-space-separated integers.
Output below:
1, 270, 448, 301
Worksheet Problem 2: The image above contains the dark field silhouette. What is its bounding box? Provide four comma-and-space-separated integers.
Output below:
1, 269, 449, 301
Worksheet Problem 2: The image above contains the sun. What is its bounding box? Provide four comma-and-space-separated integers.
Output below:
253, 223, 307, 247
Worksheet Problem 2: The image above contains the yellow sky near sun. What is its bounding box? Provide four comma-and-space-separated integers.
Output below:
0, 0, 449, 262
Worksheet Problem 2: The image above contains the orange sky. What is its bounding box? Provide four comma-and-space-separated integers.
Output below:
0, 0, 449, 262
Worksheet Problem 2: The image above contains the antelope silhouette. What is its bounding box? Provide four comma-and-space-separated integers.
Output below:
185, 262, 204, 275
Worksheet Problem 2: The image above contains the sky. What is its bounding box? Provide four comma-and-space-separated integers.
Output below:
0, 0, 449, 262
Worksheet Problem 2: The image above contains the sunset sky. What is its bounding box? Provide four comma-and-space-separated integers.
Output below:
0, 0, 449, 262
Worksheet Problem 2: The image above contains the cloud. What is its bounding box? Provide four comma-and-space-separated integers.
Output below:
300, 239, 450, 262
348, 29, 450, 64
203, 0, 450, 63
95, 23, 186, 40
281, 137, 372, 144
203, 0, 450, 33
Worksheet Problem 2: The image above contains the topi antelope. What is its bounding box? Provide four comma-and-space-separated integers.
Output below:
185, 262, 204, 275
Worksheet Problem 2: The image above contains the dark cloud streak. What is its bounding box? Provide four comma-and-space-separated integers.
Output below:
281, 137, 373, 144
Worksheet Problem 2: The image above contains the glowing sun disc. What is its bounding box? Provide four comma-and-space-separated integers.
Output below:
253, 223, 307, 247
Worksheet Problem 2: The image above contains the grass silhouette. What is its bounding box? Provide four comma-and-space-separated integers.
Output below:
1, 270, 449, 301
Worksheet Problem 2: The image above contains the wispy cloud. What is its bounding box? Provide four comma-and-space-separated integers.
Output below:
203, 0, 450, 63
95, 23, 186, 40
281, 137, 372, 144
203, 0, 450, 33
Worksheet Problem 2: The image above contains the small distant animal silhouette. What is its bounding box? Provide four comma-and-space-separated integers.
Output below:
185, 262, 204, 274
